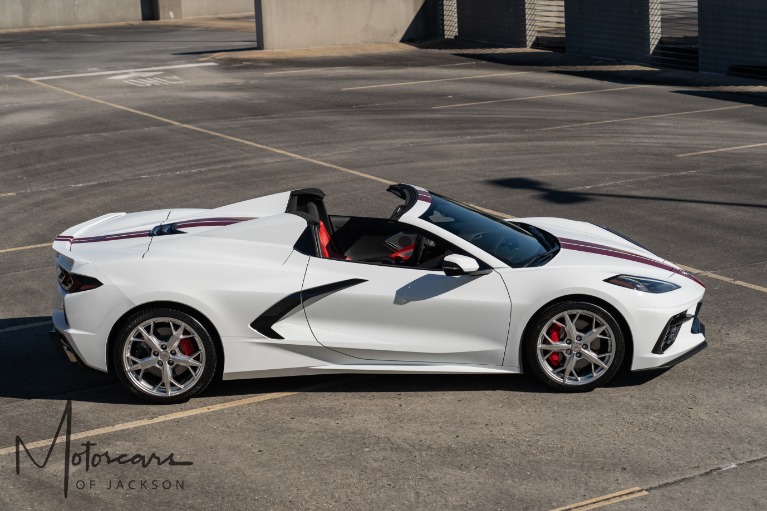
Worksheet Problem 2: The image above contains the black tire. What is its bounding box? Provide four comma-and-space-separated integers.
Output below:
113, 307, 217, 404
523, 301, 625, 392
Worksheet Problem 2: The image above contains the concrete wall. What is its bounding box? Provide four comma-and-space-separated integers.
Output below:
699, 0, 767, 75
456, 0, 535, 47
155, 0, 254, 20
565, 0, 661, 63
255, 0, 436, 50
0, 0, 141, 29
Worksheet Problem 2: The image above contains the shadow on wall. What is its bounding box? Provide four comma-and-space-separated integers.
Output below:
488, 178, 767, 210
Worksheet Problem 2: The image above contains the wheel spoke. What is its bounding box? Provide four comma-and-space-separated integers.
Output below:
561, 354, 577, 383
581, 348, 609, 369
563, 313, 579, 341
171, 354, 203, 368
127, 355, 159, 372
137, 325, 163, 352
538, 342, 569, 352
162, 363, 173, 396
167, 322, 187, 351
582, 325, 607, 345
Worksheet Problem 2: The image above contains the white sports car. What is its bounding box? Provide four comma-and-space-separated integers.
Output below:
51, 184, 706, 403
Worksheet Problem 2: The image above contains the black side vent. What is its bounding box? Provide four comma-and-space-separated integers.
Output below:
652, 311, 693, 354
150, 223, 186, 237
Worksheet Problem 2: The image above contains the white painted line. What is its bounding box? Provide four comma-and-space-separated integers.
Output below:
17, 76, 396, 186
540, 105, 751, 131
433, 85, 649, 109
27, 63, 218, 81
265, 66, 350, 76
0, 243, 50, 254
0, 320, 52, 334
0, 377, 363, 456
677, 142, 767, 157
0, 192, 16, 197
342, 72, 530, 91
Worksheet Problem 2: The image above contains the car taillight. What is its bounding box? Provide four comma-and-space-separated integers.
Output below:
57, 266, 102, 293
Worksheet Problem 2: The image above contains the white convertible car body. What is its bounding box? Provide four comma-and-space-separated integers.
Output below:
51, 184, 706, 400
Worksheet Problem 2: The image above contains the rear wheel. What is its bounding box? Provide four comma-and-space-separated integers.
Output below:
113, 308, 217, 404
524, 301, 625, 392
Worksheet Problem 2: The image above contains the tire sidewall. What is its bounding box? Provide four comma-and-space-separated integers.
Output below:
524, 301, 625, 392
113, 308, 217, 404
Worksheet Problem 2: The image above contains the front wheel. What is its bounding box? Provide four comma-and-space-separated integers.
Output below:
524, 301, 625, 392
113, 308, 217, 404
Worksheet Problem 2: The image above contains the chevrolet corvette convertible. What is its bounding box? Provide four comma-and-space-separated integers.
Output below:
51, 184, 706, 403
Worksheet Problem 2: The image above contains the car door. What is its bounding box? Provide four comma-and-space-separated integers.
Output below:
301, 256, 512, 366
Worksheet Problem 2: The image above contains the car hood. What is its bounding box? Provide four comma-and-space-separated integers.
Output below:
516, 217, 703, 286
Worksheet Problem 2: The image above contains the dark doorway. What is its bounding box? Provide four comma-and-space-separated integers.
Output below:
140, 0, 158, 20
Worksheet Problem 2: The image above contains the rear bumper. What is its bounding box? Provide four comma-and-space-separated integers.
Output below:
50, 328, 82, 365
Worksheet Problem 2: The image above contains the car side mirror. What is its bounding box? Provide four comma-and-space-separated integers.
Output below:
442, 254, 487, 276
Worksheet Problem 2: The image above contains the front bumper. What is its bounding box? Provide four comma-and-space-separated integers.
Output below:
631, 300, 707, 371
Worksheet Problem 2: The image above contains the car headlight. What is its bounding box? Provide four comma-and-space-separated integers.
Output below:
605, 275, 680, 293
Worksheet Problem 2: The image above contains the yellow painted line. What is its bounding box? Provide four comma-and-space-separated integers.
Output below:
677, 142, 767, 157
677, 264, 767, 294
540, 105, 751, 131
0, 378, 359, 457
265, 66, 350, 76
15, 76, 395, 186
549, 487, 648, 511
433, 85, 649, 109
342, 72, 530, 91
0, 243, 49, 254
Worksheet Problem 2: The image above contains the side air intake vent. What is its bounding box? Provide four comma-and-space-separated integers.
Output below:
150, 223, 185, 237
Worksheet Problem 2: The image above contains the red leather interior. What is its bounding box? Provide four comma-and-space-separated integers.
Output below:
318, 221, 345, 259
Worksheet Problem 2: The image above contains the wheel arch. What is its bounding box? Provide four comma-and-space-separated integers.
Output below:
106, 300, 225, 380
518, 294, 634, 374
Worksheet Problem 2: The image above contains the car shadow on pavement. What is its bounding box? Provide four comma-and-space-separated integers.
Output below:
488, 177, 767, 211
0, 316, 666, 405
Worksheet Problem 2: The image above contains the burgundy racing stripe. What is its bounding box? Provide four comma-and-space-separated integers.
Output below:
174, 217, 253, 229
61, 217, 254, 244
71, 230, 151, 244
560, 239, 704, 287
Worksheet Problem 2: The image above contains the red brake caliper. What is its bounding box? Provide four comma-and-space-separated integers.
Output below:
547, 325, 564, 367
179, 338, 195, 356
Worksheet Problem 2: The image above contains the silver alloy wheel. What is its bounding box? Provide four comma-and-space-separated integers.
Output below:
536, 309, 616, 386
122, 317, 206, 397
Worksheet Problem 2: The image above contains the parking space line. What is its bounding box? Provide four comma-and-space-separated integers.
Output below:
677, 264, 767, 293
677, 142, 767, 157
549, 487, 648, 511
265, 66, 350, 76
540, 105, 751, 131
0, 243, 50, 254
16, 76, 395, 186
0, 378, 362, 457
27, 63, 218, 81
433, 85, 649, 109
342, 72, 529, 91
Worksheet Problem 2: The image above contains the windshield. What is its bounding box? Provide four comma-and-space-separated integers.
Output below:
419, 194, 550, 267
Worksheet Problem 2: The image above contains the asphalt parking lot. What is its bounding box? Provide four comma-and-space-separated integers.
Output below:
1, 16, 765, 511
